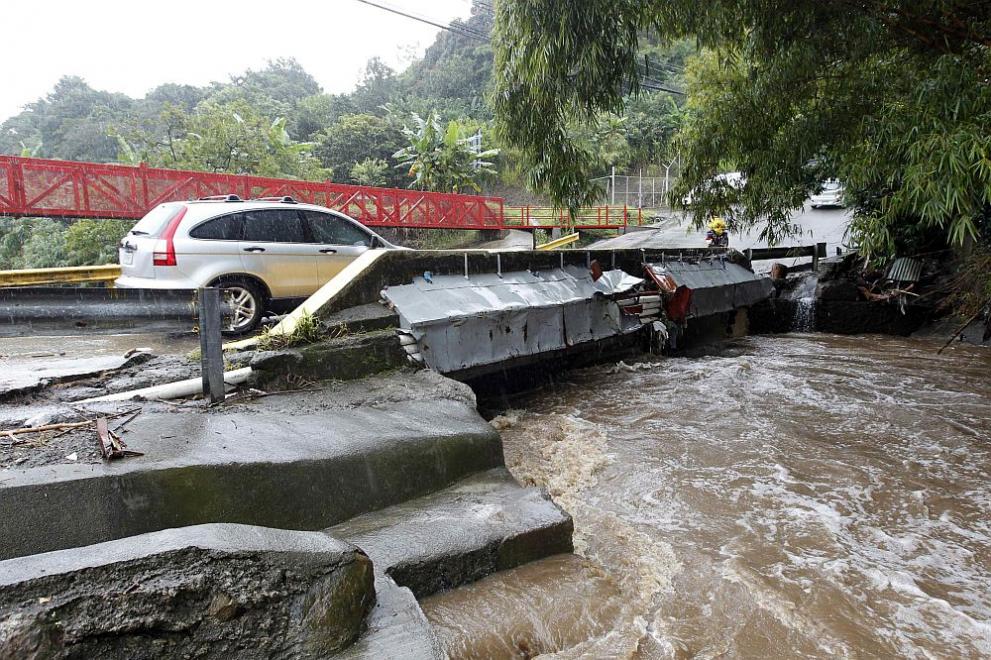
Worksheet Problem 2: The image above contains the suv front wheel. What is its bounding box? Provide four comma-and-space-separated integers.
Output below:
214, 279, 265, 336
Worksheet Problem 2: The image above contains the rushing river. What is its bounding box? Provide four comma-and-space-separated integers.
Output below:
428, 333, 991, 658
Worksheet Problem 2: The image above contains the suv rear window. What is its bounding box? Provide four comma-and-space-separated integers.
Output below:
189, 213, 243, 240
242, 209, 307, 243
303, 210, 372, 246
129, 204, 182, 237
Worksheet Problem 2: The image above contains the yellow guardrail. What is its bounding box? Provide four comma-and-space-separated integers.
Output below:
0, 264, 121, 287
536, 233, 581, 251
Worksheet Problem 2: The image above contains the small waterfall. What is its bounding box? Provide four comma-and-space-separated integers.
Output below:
791, 274, 818, 332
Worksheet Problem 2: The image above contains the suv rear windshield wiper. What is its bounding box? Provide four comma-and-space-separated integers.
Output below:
129, 230, 150, 236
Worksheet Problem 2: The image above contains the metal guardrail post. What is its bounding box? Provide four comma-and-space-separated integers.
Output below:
198, 287, 226, 404
813, 242, 827, 272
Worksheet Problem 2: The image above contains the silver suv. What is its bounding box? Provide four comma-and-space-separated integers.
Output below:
115, 195, 395, 334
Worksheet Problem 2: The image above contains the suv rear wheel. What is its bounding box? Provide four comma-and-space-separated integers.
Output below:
214, 279, 265, 336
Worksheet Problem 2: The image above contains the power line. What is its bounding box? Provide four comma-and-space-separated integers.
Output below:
353, 0, 684, 95
639, 81, 686, 96
351, 0, 489, 42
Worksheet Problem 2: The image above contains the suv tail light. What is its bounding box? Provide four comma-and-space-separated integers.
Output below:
152, 206, 188, 266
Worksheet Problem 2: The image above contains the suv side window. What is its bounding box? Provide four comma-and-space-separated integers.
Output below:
242, 209, 307, 243
303, 210, 372, 247
189, 213, 243, 240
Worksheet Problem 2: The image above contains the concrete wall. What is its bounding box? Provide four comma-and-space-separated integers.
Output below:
0, 397, 501, 560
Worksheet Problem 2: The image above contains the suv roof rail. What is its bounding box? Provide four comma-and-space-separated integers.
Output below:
198, 194, 243, 202
254, 195, 298, 204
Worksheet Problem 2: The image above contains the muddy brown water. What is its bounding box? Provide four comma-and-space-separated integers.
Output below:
430, 334, 991, 658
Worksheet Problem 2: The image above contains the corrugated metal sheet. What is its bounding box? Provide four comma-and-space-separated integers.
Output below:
888, 257, 923, 283
382, 267, 642, 373
647, 259, 774, 319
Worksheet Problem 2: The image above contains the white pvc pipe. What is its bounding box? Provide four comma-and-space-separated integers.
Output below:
80, 367, 253, 403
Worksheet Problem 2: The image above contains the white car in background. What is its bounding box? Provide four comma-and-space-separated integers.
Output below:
115, 195, 395, 334
810, 180, 846, 208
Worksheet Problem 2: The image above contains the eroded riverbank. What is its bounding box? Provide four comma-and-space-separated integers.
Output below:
487, 334, 991, 658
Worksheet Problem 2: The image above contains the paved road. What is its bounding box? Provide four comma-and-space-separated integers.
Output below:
477, 229, 535, 251
592, 205, 852, 258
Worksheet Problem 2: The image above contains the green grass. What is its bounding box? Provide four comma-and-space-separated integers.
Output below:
257, 311, 325, 350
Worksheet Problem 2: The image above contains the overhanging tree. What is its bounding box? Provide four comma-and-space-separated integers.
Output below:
493, 0, 991, 255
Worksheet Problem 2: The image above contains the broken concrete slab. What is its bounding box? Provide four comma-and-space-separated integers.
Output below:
0, 351, 153, 402
328, 467, 573, 599
0, 523, 374, 659
338, 576, 443, 660
321, 302, 399, 335
250, 329, 409, 385
0, 373, 502, 559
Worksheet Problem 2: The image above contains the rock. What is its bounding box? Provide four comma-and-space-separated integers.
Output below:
0, 524, 375, 659
251, 331, 408, 385
817, 278, 860, 301
249, 349, 303, 372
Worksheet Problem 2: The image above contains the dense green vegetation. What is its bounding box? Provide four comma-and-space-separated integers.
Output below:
493, 0, 991, 262
0, 0, 686, 268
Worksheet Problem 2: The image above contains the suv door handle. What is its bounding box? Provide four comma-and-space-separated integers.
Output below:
243, 246, 266, 253
319, 248, 337, 254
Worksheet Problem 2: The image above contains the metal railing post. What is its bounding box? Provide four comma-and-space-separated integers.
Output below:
198, 287, 226, 404
813, 242, 826, 272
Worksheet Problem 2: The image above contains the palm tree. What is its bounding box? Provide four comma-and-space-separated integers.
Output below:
393, 112, 498, 193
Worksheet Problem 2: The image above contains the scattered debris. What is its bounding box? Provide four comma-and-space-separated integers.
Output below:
937, 307, 987, 354
95, 417, 143, 461
257, 311, 324, 350
4, 420, 93, 440
490, 411, 521, 431
111, 408, 142, 433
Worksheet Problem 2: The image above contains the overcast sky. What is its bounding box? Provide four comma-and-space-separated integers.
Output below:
1, 0, 474, 122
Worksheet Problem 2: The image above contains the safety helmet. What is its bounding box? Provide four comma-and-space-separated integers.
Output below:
708, 217, 726, 235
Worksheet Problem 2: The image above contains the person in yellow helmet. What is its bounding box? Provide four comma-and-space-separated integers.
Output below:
705, 216, 729, 247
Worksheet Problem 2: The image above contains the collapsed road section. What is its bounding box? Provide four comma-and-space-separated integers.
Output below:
246, 247, 776, 387
382, 266, 644, 377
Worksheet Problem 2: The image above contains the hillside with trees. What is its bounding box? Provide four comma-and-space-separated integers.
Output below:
0, 0, 688, 268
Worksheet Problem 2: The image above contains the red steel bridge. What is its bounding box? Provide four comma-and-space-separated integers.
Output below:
0, 156, 644, 230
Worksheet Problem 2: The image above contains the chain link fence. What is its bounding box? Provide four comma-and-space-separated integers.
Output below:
591, 170, 680, 209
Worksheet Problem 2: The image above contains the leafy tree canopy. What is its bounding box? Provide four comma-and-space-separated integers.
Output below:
315, 113, 406, 187
494, 0, 991, 254
350, 158, 390, 187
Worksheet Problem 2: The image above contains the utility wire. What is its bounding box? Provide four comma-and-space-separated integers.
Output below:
354, 0, 685, 95
351, 0, 490, 42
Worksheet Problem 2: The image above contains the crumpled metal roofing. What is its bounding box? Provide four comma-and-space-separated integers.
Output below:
382, 266, 643, 373
887, 257, 923, 283
647, 259, 774, 319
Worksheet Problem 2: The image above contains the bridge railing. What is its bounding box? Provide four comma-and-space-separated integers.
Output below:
0, 156, 504, 229
504, 206, 645, 229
